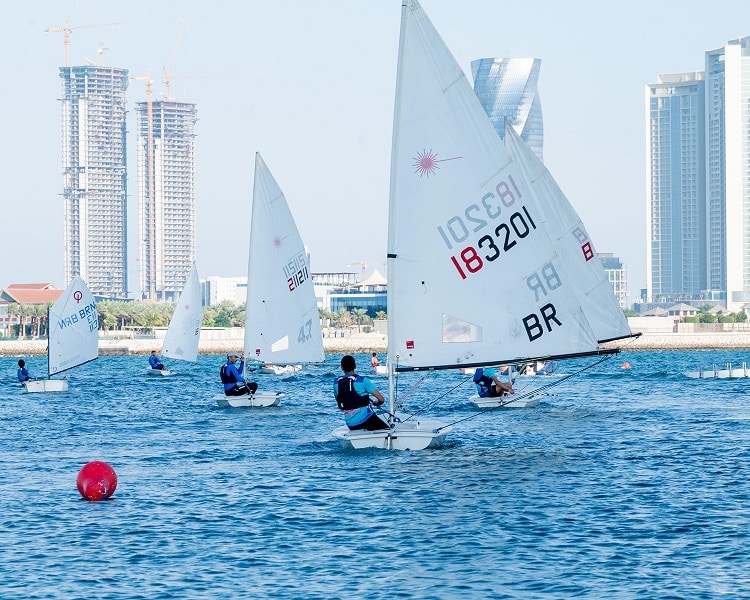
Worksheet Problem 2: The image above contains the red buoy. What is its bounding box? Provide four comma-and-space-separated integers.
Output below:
77, 461, 117, 501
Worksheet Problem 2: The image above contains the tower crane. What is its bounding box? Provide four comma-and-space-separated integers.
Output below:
43, 21, 128, 66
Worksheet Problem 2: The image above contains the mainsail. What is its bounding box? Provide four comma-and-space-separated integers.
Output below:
244, 153, 324, 365
162, 263, 203, 363
387, 0, 634, 373
48, 276, 99, 376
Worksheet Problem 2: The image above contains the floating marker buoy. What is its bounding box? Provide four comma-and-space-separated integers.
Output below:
77, 461, 117, 501
621, 362, 631, 370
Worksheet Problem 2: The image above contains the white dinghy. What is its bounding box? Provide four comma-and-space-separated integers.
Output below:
25, 276, 99, 393
334, 1, 637, 442
147, 263, 203, 377
214, 153, 324, 407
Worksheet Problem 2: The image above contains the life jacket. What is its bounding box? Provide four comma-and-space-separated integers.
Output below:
336, 375, 371, 410
220, 364, 238, 385
473, 368, 494, 397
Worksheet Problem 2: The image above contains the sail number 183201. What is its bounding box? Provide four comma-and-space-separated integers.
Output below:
435, 174, 536, 279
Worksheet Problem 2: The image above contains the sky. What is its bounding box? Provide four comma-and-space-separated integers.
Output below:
3, 0, 750, 304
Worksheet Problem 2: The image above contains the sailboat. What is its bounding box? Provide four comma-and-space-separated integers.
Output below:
333, 0, 637, 447
214, 153, 324, 408
25, 276, 99, 393
147, 263, 203, 377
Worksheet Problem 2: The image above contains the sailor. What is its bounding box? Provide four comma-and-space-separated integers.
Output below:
148, 351, 166, 370
473, 367, 515, 397
221, 352, 258, 396
17, 359, 31, 382
334, 355, 389, 430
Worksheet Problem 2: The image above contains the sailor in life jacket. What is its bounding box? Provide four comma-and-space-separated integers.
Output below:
473, 367, 515, 398
334, 355, 389, 431
221, 352, 259, 396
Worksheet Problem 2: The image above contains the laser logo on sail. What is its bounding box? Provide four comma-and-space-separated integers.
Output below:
412, 149, 462, 178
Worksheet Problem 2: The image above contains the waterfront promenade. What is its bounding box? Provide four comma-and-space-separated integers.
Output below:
3, 330, 750, 356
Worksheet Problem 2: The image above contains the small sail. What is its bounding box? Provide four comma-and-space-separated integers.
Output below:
48, 276, 99, 376
244, 153, 324, 365
162, 264, 203, 363
387, 0, 632, 372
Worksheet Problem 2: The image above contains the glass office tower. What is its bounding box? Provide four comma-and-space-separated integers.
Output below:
645, 73, 706, 301
471, 57, 544, 161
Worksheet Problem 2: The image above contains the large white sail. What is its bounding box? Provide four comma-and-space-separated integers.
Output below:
387, 0, 633, 372
48, 276, 99, 376
244, 153, 324, 365
162, 263, 202, 363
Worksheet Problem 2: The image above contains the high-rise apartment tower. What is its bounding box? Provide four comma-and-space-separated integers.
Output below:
645, 72, 706, 301
59, 66, 129, 297
136, 100, 197, 301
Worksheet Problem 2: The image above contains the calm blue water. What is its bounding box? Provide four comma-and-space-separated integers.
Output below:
1, 349, 750, 599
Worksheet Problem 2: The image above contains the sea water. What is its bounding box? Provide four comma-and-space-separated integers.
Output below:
1, 350, 749, 599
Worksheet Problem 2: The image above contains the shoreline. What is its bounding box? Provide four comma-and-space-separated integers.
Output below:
3, 331, 750, 356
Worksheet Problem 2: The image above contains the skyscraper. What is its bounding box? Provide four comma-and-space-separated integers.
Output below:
471, 57, 544, 161
136, 100, 197, 301
706, 36, 750, 310
645, 72, 706, 301
59, 66, 129, 298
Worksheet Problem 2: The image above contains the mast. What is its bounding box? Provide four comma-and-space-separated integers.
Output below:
386, 0, 411, 417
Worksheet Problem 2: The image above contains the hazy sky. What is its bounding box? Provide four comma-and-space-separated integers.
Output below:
3, 1, 750, 302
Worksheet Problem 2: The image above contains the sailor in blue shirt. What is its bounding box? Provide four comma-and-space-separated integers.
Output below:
149, 351, 166, 370
473, 366, 514, 397
17, 359, 31, 382
221, 353, 258, 396
334, 355, 389, 430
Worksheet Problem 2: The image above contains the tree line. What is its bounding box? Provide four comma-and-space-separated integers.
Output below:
3, 301, 388, 338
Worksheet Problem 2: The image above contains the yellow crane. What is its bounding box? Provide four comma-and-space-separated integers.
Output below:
43, 21, 128, 66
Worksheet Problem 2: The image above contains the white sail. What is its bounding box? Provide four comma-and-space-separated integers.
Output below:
48, 276, 99, 376
244, 153, 324, 365
162, 264, 202, 363
502, 122, 632, 345
387, 0, 633, 372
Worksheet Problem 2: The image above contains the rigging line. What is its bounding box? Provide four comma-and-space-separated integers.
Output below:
396, 375, 475, 425
438, 354, 615, 429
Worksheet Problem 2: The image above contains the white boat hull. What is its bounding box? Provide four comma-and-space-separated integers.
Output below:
469, 393, 540, 408
25, 379, 69, 393
145, 368, 173, 377
332, 417, 452, 451
214, 391, 284, 408
258, 364, 301, 375
685, 363, 750, 379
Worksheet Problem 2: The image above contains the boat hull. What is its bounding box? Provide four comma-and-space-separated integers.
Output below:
331, 418, 452, 451
214, 391, 284, 408
145, 368, 173, 377
258, 365, 301, 375
469, 393, 540, 408
25, 379, 69, 393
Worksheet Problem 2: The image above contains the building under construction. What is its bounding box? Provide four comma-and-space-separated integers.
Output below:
135, 99, 197, 301
59, 65, 129, 298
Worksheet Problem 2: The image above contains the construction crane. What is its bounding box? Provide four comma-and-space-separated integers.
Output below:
130, 75, 157, 300
43, 21, 128, 66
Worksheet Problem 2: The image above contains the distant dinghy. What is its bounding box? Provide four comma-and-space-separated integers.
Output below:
25, 276, 99, 393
